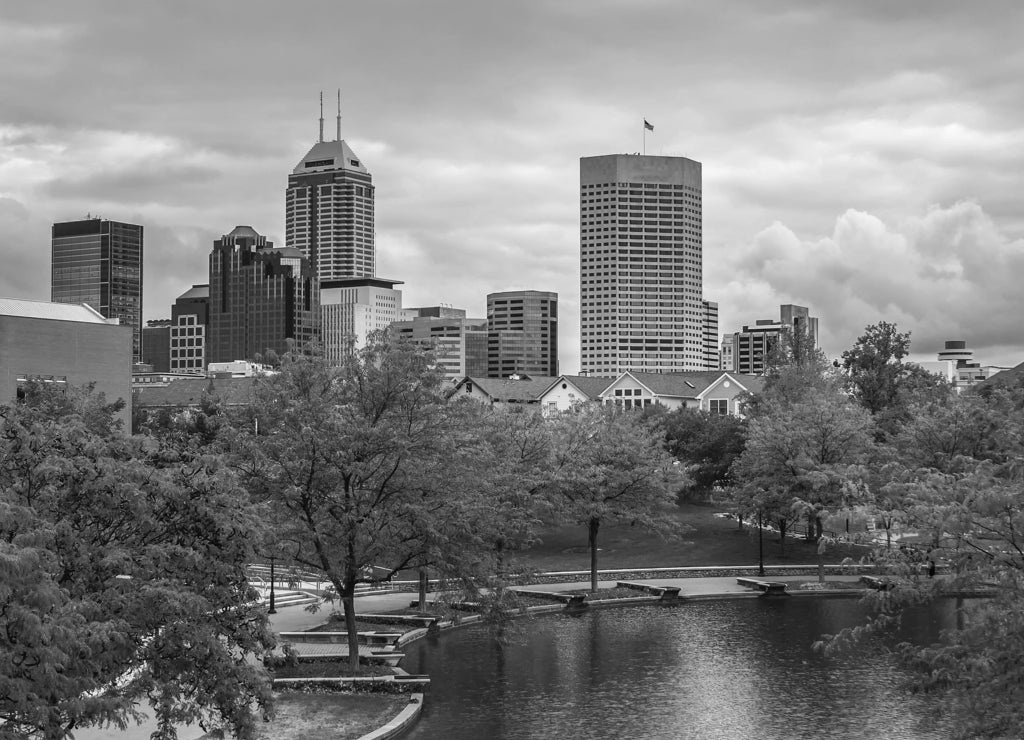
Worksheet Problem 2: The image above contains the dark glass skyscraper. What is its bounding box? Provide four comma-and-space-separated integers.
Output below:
486, 290, 558, 378
207, 226, 319, 364
51, 218, 143, 362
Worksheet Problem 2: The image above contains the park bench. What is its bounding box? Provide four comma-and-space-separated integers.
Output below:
510, 588, 587, 608
736, 577, 789, 596
616, 581, 681, 599
860, 575, 895, 591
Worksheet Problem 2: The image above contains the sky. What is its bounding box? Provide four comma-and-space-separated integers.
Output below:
2, 1, 1023, 373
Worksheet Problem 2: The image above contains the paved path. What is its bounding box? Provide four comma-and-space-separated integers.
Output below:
266, 573, 868, 634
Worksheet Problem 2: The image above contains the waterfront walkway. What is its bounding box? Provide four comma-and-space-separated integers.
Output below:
267, 572, 868, 635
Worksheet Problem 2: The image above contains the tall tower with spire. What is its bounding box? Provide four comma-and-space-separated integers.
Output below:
285, 92, 375, 280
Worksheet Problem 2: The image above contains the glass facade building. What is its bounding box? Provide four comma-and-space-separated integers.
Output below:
207, 226, 319, 364
486, 290, 558, 378
51, 218, 143, 362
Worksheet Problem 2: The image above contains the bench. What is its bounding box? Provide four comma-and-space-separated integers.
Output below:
277, 631, 402, 646
736, 577, 789, 596
616, 581, 681, 599
860, 575, 894, 591
357, 614, 440, 628
408, 599, 481, 612
510, 588, 587, 608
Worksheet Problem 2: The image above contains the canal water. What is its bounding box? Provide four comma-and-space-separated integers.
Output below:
402, 597, 955, 740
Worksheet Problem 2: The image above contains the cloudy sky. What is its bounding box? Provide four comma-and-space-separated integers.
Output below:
2, 1, 1023, 371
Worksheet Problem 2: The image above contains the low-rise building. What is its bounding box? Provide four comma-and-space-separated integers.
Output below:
537, 375, 613, 413
598, 371, 764, 415
0, 298, 132, 427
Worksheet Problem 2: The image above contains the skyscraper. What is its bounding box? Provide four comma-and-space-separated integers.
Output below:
51, 217, 143, 362
286, 96, 374, 281
207, 226, 319, 364
579, 154, 706, 376
487, 290, 558, 378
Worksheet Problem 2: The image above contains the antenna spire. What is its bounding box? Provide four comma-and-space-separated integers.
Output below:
318, 91, 324, 143
336, 89, 341, 141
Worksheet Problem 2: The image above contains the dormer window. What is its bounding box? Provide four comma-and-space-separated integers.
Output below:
350, 159, 360, 167
304, 158, 334, 168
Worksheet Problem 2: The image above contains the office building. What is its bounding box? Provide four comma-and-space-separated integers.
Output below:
580, 154, 708, 375
721, 304, 819, 375
286, 99, 374, 281
141, 319, 172, 372
487, 290, 558, 378
917, 341, 1008, 392
320, 277, 405, 363
390, 311, 489, 379
702, 299, 719, 371
51, 217, 143, 362
170, 284, 209, 373
0, 298, 132, 427
207, 226, 319, 364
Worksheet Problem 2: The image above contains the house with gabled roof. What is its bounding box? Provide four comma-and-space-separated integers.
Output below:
450, 375, 557, 408
598, 371, 763, 415
537, 375, 614, 413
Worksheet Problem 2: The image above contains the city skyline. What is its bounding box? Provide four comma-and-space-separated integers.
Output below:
3, 2, 1024, 372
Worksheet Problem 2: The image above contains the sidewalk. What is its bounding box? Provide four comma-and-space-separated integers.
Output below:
266, 573, 868, 634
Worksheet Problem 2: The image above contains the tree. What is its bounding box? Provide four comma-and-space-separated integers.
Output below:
232, 334, 496, 672
547, 406, 679, 592
824, 379, 1024, 737
840, 322, 951, 436
0, 382, 273, 740
731, 385, 875, 557
660, 407, 747, 502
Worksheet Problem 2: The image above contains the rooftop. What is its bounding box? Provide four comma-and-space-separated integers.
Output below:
292, 140, 368, 176
0, 298, 115, 325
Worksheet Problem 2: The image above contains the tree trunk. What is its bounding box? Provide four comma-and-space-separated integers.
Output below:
778, 518, 787, 557
817, 538, 826, 584
340, 582, 360, 674
588, 517, 600, 593
418, 568, 428, 614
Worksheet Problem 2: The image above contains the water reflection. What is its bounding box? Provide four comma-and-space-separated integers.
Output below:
403, 598, 955, 740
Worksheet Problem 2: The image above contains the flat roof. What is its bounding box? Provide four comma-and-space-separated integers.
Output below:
0, 298, 114, 324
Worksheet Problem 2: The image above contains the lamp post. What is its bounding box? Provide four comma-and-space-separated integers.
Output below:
268, 555, 277, 614
758, 510, 765, 577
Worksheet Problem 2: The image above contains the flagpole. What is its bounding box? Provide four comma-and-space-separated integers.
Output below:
642, 119, 646, 155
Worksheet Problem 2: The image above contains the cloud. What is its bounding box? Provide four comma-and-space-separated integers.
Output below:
716, 201, 1024, 366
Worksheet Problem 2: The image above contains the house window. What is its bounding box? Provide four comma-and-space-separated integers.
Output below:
709, 399, 728, 415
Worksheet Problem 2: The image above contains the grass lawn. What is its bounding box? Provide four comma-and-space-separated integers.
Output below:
516, 502, 872, 572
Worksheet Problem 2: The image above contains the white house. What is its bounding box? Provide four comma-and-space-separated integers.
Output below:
598, 371, 763, 414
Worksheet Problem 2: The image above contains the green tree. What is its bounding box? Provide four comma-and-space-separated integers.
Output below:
840, 321, 952, 435
547, 406, 679, 592
731, 385, 875, 555
825, 380, 1024, 737
232, 335, 495, 672
0, 382, 273, 740
661, 407, 747, 502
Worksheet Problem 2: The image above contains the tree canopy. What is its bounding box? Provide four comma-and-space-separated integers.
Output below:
0, 382, 273, 740
547, 405, 678, 591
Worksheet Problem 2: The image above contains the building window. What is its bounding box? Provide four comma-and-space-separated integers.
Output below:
709, 399, 728, 415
